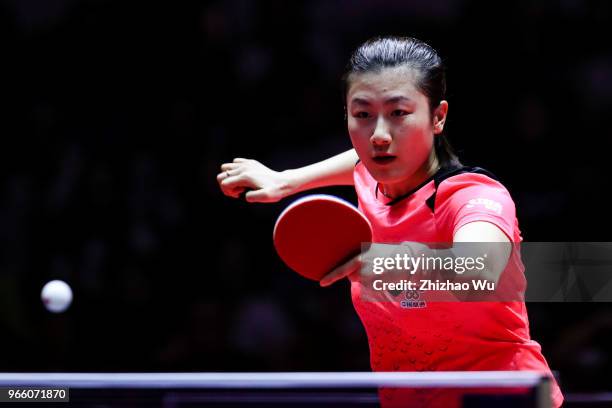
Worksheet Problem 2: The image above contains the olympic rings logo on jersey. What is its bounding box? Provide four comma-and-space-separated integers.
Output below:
404, 289, 421, 300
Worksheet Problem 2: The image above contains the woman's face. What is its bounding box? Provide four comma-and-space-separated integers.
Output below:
346, 66, 447, 198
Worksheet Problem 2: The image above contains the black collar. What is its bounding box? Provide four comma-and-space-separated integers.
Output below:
376, 165, 451, 206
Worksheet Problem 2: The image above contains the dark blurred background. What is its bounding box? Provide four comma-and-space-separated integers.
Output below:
0, 0, 611, 396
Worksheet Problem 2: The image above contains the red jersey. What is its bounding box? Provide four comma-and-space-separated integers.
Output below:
351, 161, 563, 408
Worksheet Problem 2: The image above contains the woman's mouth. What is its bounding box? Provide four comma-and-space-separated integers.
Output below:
372, 156, 397, 165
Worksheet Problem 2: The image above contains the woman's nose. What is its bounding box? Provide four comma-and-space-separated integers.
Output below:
370, 117, 392, 146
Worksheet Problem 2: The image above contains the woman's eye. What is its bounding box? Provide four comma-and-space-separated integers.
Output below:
354, 112, 370, 119
391, 109, 409, 117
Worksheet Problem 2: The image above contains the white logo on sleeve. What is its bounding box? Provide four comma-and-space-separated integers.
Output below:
465, 198, 503, 214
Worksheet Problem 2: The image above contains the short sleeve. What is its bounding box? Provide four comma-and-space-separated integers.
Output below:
435, 173, 518, 242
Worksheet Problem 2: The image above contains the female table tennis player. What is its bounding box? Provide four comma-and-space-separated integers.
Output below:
217, 36, 563, 407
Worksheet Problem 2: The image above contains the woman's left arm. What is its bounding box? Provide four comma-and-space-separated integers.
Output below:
453, 221, 512, 283
320, 222, 513, 288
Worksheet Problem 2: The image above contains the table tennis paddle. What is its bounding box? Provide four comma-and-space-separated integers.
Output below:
273, 194, 372, 281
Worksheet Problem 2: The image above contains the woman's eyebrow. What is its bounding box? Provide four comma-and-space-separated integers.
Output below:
350, 96, 413, 106
350, 97, 371, 106
384, 96, 413, 104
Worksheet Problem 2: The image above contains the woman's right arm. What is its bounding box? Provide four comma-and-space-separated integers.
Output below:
217, 149, 358, 203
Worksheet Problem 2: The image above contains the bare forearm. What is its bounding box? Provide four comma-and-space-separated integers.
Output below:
218, 149, 358, 203
282, 149, 358, 194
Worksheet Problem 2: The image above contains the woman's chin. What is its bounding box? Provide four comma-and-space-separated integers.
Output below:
371, 172, 405, 186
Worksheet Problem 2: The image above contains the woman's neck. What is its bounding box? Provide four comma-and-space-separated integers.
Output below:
380, 152, 440, 199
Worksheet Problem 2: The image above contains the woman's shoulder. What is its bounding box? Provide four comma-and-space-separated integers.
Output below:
436, 164, 502, 187
434, 164, 510, 197
432, 164, 521, 241
433, 164, 516, 216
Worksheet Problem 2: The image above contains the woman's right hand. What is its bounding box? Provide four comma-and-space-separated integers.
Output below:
319, 253, 362, 287
217, 158, 294, 203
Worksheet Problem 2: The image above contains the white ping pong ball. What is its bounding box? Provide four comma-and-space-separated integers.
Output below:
41, 280, 73, 313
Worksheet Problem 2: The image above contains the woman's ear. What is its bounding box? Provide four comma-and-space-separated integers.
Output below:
433, 100, 448, 134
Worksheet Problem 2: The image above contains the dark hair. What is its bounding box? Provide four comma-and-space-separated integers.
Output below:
342, 36, 461, 168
